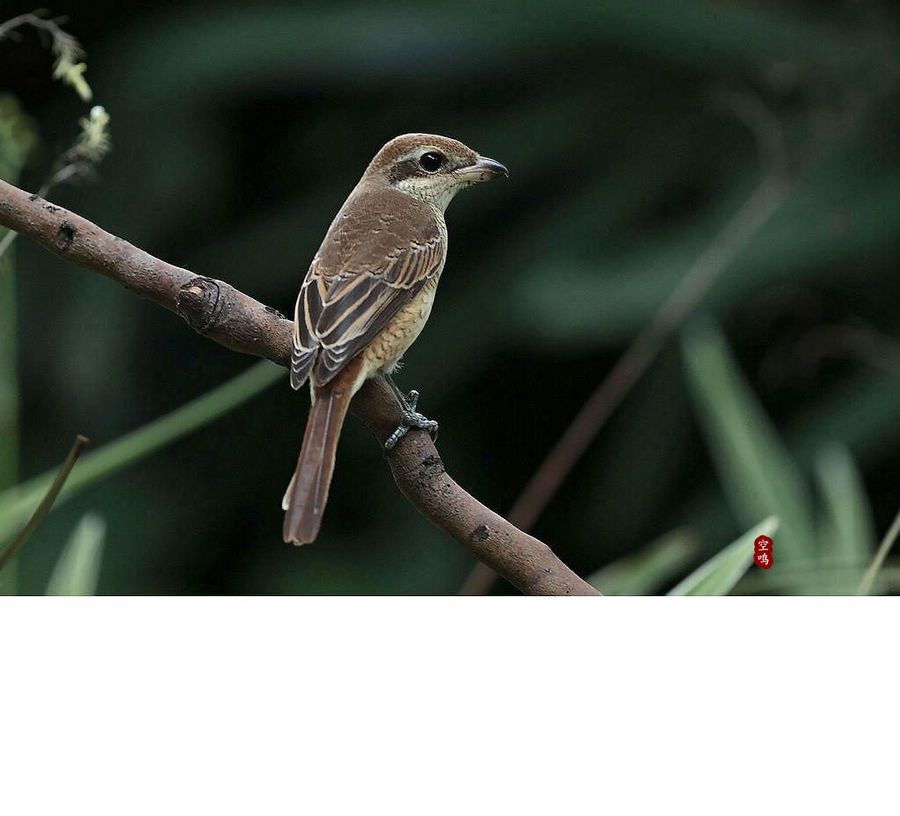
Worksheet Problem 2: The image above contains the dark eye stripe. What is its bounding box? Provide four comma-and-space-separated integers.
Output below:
388, 158, 424, 184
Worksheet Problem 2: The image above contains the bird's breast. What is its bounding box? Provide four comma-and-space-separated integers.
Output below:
363, 264, 444, 375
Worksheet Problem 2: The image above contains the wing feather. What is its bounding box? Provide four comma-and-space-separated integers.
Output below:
288, 188, 444, 390
313, 240, 442, 384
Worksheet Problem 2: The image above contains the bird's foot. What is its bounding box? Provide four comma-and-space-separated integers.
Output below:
384, 389, 439, 451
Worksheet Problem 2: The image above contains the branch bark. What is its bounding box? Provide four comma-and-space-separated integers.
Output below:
0, 178, 598, 596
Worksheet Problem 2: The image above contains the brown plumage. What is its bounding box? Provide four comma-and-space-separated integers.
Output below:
283, 134, 508, 544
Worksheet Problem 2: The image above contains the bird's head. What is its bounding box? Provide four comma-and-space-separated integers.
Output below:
364, 133, 508, 211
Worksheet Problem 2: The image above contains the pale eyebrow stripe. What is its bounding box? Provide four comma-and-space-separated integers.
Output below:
398, 147, 439, 162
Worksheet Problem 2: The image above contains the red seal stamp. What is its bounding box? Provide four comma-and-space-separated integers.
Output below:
754, 535, 773, 570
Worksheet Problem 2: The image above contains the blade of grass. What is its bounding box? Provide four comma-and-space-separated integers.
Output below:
0, 360, 283, 543
45, 512, 106, 596
682, 322, 815, 562
589, 528, 699, 595
814, 444, 876, 593
669, 516, 779, 596
0, 435, 89, 581
857, 506, 900, 596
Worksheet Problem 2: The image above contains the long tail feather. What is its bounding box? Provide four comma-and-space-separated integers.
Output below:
282, 367, 359, 545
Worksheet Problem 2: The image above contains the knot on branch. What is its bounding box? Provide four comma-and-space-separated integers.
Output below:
177, 276, 225, 332
55, 221, 75, 252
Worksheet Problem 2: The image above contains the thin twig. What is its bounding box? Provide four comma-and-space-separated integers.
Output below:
0, 12, 58, 41
711, 88, 790, 180
0, 10, 92, 101
0, 434, 90, 573
857, 505, 900, 596
0, 178, 598, 596
0, 13, 109, 263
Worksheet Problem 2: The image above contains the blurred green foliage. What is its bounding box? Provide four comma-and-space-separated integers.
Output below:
683, 323, 816, 562
670, 517, 779, 596
0, 93, 36, 594
2, 0, 899, 594
45, 512, 105, 595
589, 528, 700, 595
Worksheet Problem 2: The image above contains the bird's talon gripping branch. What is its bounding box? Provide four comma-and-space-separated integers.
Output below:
384, 389, 439, 450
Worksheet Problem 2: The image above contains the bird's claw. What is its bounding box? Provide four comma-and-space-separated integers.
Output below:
384, 389, 439, 450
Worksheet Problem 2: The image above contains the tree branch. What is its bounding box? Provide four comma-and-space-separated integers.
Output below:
0, 177, 598, 596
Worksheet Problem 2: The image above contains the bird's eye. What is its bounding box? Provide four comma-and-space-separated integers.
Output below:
419, 151, 444, 172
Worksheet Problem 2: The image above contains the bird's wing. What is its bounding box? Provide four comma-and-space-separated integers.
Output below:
290, 189, 444, 389
290, 276, 320, 390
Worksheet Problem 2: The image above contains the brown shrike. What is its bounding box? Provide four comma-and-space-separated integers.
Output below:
282, 133, 508, 544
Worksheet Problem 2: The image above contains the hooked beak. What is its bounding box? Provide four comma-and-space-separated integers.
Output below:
457, 155, 509, 183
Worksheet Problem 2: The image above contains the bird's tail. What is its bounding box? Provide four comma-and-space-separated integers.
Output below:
282, 366, 360, 545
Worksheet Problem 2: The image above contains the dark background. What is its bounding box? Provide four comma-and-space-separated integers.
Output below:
2, 0, 899, 594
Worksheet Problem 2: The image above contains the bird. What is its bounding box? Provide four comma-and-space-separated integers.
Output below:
282, 133, 508, 545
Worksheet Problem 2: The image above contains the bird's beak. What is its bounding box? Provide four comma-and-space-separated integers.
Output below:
457, 156, 509, 183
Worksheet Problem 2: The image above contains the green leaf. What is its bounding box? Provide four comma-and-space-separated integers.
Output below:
813, 445, 875, 593
0, 94, 38, 182
682, 322, 815, 561
589, 528, 699, 595
857, 506, 900, 596
46, 513, 106, 596
0, 94, 35, 595
670, 516, 779, 596
0, 360, 283, 544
